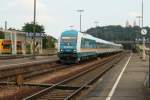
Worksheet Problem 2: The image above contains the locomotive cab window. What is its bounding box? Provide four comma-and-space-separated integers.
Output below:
61, 37, 77, 43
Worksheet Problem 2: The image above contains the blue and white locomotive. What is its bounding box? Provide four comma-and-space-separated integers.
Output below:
58, 30, 123, 63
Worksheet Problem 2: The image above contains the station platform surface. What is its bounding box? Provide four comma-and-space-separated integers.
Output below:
0, 55, 58, 69
82, 53, 150, 100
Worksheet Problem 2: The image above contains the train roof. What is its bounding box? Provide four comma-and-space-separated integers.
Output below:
78, 32, 121, 47
61, 30, 122, 47
61, 30, 78, 37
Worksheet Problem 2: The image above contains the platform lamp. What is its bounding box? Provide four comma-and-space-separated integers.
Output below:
77, 10, 84, 32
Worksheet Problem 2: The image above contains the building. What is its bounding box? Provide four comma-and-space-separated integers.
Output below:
0, 29, 43, 54
26, 32, 43, 54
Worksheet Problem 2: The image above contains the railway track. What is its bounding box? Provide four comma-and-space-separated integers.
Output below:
0, 61, 67, 82
0, 57, 99, 83
23, 53, 125, 100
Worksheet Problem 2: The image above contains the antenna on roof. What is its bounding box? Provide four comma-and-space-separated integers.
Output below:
69, 25, 74, 30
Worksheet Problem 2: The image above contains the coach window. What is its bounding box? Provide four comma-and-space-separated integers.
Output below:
81, 38, 85, 48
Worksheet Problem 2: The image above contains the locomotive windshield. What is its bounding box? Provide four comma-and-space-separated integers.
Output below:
60, 36, 77, 49
61, 37, 77, 43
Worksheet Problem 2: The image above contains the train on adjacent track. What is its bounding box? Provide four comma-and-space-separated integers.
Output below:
58, 30, 123, 63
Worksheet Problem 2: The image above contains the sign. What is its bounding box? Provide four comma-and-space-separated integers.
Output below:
141, 29, 147, 35
26, 32, 43, 37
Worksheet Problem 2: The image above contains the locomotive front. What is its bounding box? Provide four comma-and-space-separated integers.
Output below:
58, 30, 78, 63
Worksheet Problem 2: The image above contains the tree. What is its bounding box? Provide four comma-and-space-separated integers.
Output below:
0, 31, 4, 39
43, 34, 57, 49
22, 22, 45, 33
42, 35, 57, 49
86, 25, 150, 50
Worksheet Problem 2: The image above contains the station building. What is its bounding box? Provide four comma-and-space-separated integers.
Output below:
26, 32, 43, 54
0, 29, 43, 55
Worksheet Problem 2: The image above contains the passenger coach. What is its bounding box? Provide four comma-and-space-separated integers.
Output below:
58, 30, 123, 63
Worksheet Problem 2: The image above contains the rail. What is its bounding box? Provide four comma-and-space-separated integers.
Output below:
23, 53, 125, 100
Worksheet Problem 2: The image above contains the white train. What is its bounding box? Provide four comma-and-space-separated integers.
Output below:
58, 30, 123, 63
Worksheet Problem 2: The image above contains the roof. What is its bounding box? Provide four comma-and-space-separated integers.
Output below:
79, 31, 122, 47
61, 30, 78, 37
61, 30, 122, 47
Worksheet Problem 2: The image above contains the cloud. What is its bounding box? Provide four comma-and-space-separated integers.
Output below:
129, 11, 141, 17
6, 0, 57, 33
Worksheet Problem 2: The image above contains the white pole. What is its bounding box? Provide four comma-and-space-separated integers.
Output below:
22, 34, 26, 55
14, 32, 17, 55
11, 31, 14, 54
32, 0, 36, 58
40, 36, 43, 54
77, 10, 84, 32
141, 0, 146, 60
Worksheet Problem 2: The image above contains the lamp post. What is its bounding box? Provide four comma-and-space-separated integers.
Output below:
77, 10, 84, 32
94, 21, 99, 37
32, 0, 36, 59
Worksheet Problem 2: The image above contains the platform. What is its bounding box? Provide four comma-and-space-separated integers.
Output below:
0, 55, 58, 69
82, 53, 150, 100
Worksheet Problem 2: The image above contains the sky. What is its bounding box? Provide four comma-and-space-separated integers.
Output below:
0, 0, 150, 39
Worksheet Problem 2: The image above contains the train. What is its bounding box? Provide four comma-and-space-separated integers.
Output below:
57, 30, 123, 63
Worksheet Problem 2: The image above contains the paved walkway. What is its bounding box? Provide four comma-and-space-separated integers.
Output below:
82, 53, 150, 100
0, 55, 58, 69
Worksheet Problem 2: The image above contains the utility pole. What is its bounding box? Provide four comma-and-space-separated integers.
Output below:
141, 0, 146, 61
5, 21, 7, 31
141, 0, 144, 28
32, 0, 36, 59
77, 10, 84, 32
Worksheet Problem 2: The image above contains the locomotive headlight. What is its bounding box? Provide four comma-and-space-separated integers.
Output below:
73, 49, 76, 52
60, 49, 63, 52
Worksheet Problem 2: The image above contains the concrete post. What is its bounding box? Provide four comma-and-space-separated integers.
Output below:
142, 37, 146, 60
40, 36, 43, 54
31, 40, 33, 54
149, 51, 150, 87
22, 41, 26, 55
11, 31, 16, 55
14, 32, 17, 54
